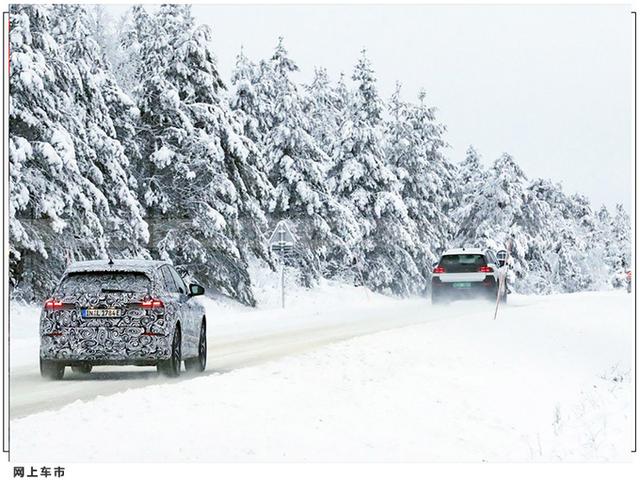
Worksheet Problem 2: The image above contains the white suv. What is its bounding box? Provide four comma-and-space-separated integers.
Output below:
431, 248, 505, 304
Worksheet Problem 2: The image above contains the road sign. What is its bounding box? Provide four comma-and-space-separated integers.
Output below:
269, 220, 297, 250
268, 221, 297, 308
496, 249, 508, 266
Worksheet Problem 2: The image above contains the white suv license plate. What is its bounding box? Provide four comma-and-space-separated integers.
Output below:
82, 308, 123, 318
452, 282, 472, 288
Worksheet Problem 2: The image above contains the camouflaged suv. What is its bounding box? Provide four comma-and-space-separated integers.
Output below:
39, 259, 206, 380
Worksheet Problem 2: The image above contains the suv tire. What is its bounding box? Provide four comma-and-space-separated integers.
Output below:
185, 320, 206, 373
40, 358, 65, 380
71, 364, 92, 374
158, 326, 181, 377
432, 291, 443, 305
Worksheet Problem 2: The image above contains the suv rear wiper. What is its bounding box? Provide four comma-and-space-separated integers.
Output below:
101, 288, 136, 294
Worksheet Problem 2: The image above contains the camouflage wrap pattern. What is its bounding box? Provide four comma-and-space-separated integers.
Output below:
39, 294, 174, 361
39, 260, 203, 364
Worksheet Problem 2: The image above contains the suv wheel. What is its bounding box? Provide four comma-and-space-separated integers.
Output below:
185, 320, 207, 373
158, 326, 181, 377
432, 291, 444, 305
71, 364, 92, 374
40, 358, 65, 380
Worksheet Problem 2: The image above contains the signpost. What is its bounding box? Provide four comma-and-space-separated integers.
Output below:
268, 220, 297, 308
494, 240, 512, 320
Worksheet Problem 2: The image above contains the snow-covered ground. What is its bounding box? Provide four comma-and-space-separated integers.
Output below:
9, 278, 633, 462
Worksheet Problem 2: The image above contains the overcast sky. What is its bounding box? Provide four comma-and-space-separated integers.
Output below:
109, 4, 633, 211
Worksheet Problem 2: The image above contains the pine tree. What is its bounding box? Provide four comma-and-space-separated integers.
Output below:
517, 178, 562, 293
112, 6, 150, 99
516, 179, 607, 293
459, 146, 485, 191
260, 39, 356, 284
304, 67, 342, 158
9, 4, 147, 300
453, 147, 485, 246
52, 4, 149, 257
330, 51, 419, 294
566, 194, 606, 290
127, 5, 270, 305
610, 204, 632, 272
230, 47, 270, 147
454, 152, 530, 283
87, 5, 116, 68
385, 84, 457, 284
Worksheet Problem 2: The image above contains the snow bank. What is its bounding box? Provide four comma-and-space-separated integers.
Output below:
10, 302, 41, 368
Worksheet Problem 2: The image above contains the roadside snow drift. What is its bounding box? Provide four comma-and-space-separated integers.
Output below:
10, 290, 633, 462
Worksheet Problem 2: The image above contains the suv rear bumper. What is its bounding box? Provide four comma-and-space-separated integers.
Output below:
432, 277, 498, 300
41, 358, 161, 367
40, 327, 172, 363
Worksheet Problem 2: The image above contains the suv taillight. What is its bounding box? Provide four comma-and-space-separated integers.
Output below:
479, 266, 493, 273
44, 299, 64, 310
433, 266, 445, 274
141, 298, 164, 309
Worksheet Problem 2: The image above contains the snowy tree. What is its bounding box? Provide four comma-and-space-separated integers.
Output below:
260, 39, 357, 284
454, 152, 531, 283
385, 84, 457, 283
51, 4, 149, 255
230, 46, 273, 148
611, 204, 632, 269
595, 205, 615, 274
9, 4, 148, 300
598, 204, 633, 287
86, 5, 117, 68
540, 195, 599, 293
304, 67, 343, 157
516, 178, 563, 293
565, 194, 607, 290
512, 179, 610, 293
458, 146, 486, 192
112, 6, 151, 99
127, 5, 270, 305
9, 5, 632, 301
329, 51, 420, 294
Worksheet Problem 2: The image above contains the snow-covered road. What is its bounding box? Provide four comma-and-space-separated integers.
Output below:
10, 281, 436, 418
9, 287, 634, 462
11, 298, 436, 418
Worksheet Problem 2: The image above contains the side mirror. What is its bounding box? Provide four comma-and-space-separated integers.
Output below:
189, 283, 205, 297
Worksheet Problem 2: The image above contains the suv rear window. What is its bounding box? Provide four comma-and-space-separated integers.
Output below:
60, 271, 151, 293
440, 254, 486, 273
